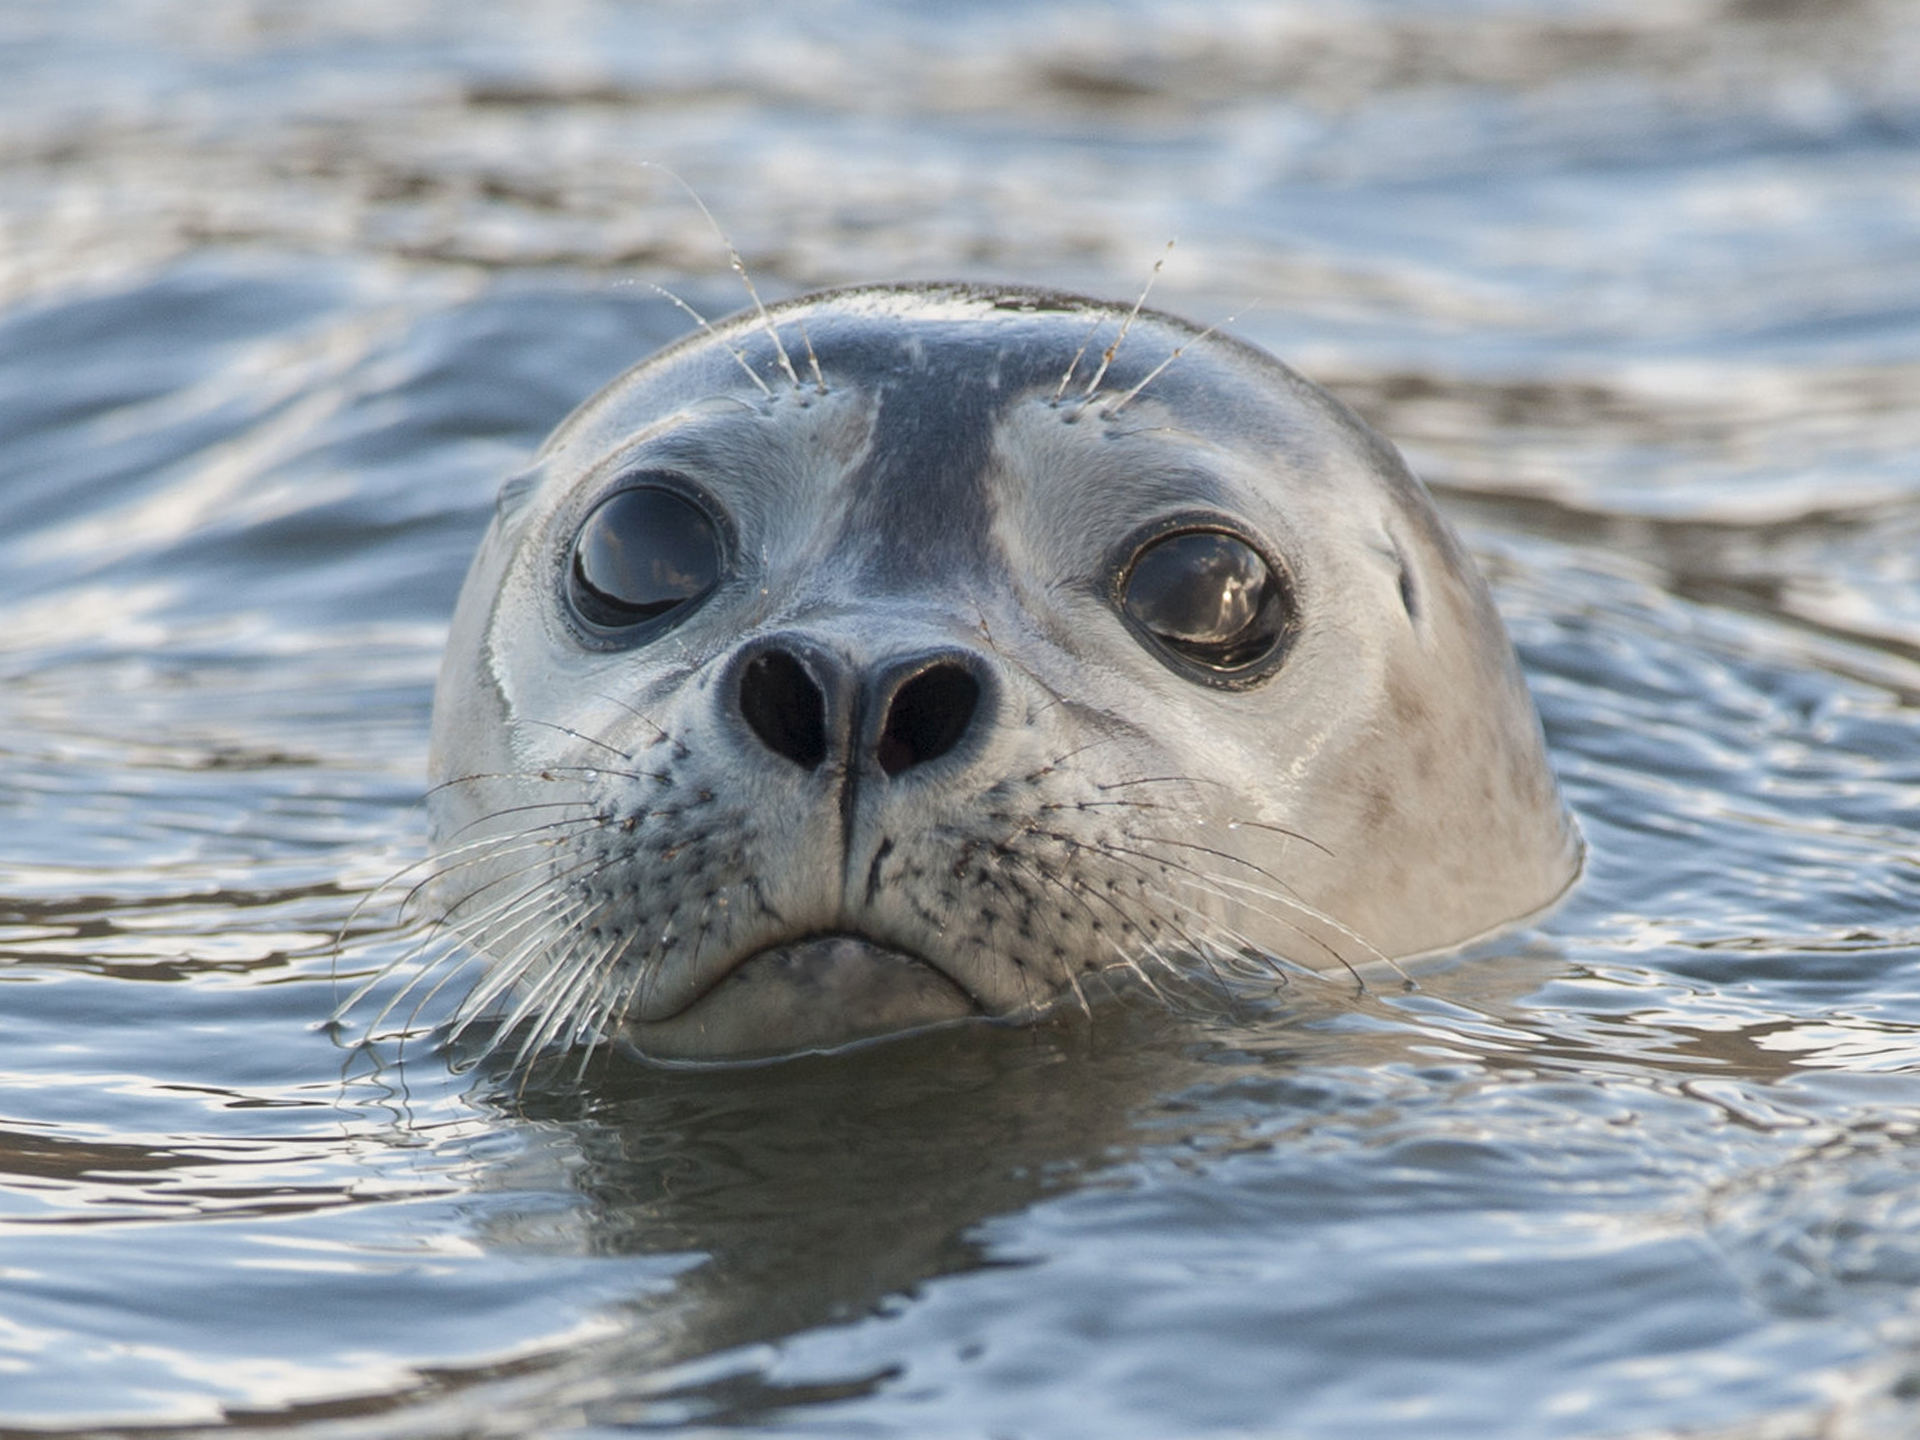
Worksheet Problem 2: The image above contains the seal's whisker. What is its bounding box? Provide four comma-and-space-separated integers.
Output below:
523, 719, 636, 763
1050, 311, 1110, 406
632, 912, 697, 1023
1022, 732, 1130, 781
330, 835, 555, 1028
597, 879, 742, 1046
504, 928, 624, 1079
433, 762, 654, 791
1115, 899, 1261, 1003
380, 871, 589, 1040
1078, 241, 1171, 405
644, 281, 774, 400
1089, 773, 1203, 791
1206, 814, 1335, 857
1119, 828, 1311, 903
1088, 774, 1336, 857
570, 951, 643, 1080
1174, 865, 1408, 986
1051, 795, 1228, 829
352, 920, 503, 1057
585, 692, 677, 746
433, 807, 600, 854
1122, 841, 1339, 967
390, 823, 598, 928
793, 316, 827, 395
435, 800, 599, 848
1103, 311, 1240, 418
445, 874, 601, 1007
350, 930, 487, 1044
641, 162, 803, 394
1110, 946, 1180, 1007
1033, 837, 1310, 1010
1131, 827, 1396, 972
1139, 880, 1332, 991
482, 906, 606, 1054
1069, 830, 1365, 985
423, 768, 583, 802
432, 862, 615, 1039
604, 945, 669, 1040
1060, 967, 1095, 1022
563, 931, 646, 1065
438, 861, 588, 976
1082, 771, 1336, 864
1144, 852, 1391, 989
334, 799, 596, 966
538, 929, 633, 1066
331, 849, 453, 998
1004, 825, 1220, 1005
493, 956, 591, 1073
995, 847, 1172, 1018
380, 943, 496, 1049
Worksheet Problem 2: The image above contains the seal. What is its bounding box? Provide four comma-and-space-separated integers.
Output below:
419, 283, 1580, 1065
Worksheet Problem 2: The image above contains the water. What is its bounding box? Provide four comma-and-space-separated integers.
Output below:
2, 0, 1918, 1434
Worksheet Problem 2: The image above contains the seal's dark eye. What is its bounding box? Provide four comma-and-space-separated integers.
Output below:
1121, 530, 1290, 678
568, 486, 722, 634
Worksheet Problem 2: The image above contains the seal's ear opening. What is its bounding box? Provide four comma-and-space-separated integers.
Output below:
494, 469, 540, 521
1393, 536, 1420, 624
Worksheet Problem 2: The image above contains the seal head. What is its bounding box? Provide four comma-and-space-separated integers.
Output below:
426, 284, 1580, 1063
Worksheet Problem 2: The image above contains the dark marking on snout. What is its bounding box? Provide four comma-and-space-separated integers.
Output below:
864, 836, 896, 905
840, 369, 1002, 586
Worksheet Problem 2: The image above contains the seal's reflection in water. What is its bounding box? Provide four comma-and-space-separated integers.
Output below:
466, 1004, 1209, 1386
400, 955, 1520, 1423
356, 939, 1920, 1429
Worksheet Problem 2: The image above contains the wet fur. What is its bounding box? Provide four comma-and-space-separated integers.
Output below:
344, 281, 1581, 1069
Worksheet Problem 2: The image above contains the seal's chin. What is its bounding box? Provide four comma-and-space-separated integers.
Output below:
618, 934, 982, 1064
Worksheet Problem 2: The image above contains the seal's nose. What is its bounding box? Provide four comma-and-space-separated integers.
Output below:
734, 641, 985, 777
737, 647, 829, 770
873, 659, 980, 776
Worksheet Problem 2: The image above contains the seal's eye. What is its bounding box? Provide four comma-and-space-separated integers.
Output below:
567, 486, 722, 635
1121, 530, 1290, 678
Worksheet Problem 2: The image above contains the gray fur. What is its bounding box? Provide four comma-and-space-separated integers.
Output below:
423, 284, 1581, 1063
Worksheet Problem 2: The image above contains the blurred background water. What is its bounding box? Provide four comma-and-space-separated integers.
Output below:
1, 0, 1918, 1434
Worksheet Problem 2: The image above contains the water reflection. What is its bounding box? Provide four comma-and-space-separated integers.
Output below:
4, 0, 1920, 1428
317, 941, 1920, 1431
322, 1012, 1222, 1425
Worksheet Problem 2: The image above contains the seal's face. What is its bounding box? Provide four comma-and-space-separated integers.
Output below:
428, 285, 1579, 1063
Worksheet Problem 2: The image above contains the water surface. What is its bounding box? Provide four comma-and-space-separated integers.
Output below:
2, 1, 1919, 1434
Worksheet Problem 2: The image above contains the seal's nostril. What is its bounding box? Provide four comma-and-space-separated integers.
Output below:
739, 649, 828, 770
877, 662, 979, 777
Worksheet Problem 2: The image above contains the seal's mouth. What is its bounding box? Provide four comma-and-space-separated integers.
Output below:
618, 933, 983, 1063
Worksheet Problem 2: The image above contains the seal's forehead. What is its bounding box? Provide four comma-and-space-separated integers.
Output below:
537, 283, 1423, 560
752, 284, 1272, 400
545, 284, 1319, 461
645, 286, 1248, 398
